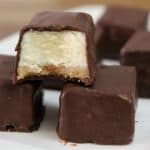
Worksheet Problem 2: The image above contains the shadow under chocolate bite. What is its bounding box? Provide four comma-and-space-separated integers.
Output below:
39, 90, 60, 141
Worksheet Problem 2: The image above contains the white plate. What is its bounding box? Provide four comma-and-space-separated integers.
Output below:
0, 5, 150, 150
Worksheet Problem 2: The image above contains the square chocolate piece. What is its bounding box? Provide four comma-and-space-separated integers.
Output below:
95, 6, 148, 60
120, 31, 150, 97
15, 11, 96, 86
0, 55, 44, 131
58, 66, 137, 144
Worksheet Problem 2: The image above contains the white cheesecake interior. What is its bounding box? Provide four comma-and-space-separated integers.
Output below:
17, 30, 89, 81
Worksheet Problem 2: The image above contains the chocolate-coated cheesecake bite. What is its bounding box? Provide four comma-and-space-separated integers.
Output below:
95, 6, 148, 60
120, 31, 150, 97
15, 11, 96, 86
58, 66, 137, 144
0, 55, 44, 131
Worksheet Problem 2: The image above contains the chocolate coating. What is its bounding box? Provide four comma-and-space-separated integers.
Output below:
58, 66, 137, 144
15, 11, 96, 86
43, 77, 64, 90
0, 55, 44, 131
95, 6, 148, 60
120, 31, 150, 97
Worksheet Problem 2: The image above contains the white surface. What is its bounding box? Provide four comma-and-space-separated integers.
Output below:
0, 5, 150, 150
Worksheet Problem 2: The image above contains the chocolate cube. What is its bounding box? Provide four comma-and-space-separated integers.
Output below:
120, 31, 150, 97
95, 6, 148, 60
0, 55, 44, 131
58, 66, 137, 144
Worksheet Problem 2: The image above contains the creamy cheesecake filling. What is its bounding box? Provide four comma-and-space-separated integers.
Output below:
17, 30, 89, 81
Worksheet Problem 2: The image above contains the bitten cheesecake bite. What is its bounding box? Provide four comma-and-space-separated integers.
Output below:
95, 6, 148, 60
58, 66, 137, 144
120, 31, 150, 97
15, 11, 96, 86
0, 55, 44, 132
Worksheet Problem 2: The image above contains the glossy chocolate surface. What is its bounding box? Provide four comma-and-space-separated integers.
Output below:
0, 55, 44, 131
95, 6, 148, 60
15, 11, 96, 86
58, 66, 137, 144
120, 31, 150, 97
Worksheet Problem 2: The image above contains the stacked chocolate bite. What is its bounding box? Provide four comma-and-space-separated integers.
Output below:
15, 11, 96, 86
14, 11, 97, 136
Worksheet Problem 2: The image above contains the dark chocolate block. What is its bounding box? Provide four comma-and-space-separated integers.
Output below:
15, 11, 96, 86
58, 66, 137, 145
120, 31, 150, 97
95, 6, 148, 60
0, 55, 44, 132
